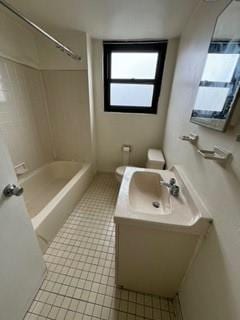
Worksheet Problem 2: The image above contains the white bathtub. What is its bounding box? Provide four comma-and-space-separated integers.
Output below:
20, 161, 94, 252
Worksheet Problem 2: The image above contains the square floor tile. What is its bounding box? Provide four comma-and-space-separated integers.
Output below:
24, 174, 177, 320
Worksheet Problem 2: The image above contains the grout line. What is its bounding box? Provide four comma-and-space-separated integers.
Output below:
24, 174, 177, 320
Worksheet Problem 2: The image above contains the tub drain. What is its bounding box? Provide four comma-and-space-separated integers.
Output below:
152, 201, 160, 208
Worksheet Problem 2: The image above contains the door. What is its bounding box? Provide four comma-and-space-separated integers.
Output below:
0, 135, 46, 320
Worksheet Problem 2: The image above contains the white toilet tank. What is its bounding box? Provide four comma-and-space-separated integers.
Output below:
146, 149, 165, 169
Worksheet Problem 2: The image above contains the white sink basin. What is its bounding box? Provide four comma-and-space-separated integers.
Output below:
114, 166, 212, 235
129, 171, 171, 215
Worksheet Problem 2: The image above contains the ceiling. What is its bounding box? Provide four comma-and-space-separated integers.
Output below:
5, 0, 200, 39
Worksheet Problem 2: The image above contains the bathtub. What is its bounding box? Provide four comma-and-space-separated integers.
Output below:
20, 161, 94, 252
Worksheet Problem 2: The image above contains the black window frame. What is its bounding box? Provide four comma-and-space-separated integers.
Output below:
103, 41, 168, 114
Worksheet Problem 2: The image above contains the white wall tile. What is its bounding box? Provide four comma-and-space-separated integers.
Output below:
42, 70, 92, 163
0, 57, 52, 172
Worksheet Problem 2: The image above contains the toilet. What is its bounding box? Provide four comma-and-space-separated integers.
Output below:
115, 148, 165, 183
115, 166, 127, 183
146, 148, 165, 169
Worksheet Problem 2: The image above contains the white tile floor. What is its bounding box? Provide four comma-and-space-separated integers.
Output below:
25, 174, 177, 320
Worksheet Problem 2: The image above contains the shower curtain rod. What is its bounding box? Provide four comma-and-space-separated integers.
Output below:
0, 0, 81, 61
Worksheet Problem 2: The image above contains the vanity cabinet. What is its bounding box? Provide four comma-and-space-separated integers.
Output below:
115, 222, 199, 297
114, 166, 212, 297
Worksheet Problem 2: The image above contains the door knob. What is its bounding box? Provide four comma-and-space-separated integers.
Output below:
3, 184, 24, 197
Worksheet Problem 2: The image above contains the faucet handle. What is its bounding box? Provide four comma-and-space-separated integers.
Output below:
170, 185, 180, 197
169, 178, 176, 185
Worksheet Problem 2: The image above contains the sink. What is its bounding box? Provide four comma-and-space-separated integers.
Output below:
114, 166, 212, 235
129, 171, 171, 215
114, 166, 213, 297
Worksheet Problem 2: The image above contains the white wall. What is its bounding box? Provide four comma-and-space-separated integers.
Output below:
0, 57, 52, 172
86, 34, 97, 169
163, 1, 240, 319
0, 9, 39, 68
0, 8, 86, 70
93, 38, 179, 172
36, 30, 87, 70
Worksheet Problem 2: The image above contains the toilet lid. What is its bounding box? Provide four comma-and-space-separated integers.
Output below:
147, 149, 164, 162
116, 166, 127, 176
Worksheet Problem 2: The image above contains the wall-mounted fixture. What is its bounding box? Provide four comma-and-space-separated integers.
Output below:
122, 144, 132, 153
121, 144, 132, 167
14, 162, 28, 176
0, 0, 81, 61
179, 133, 198, 143
197, 146, 232, 164
190, 0, 240, 132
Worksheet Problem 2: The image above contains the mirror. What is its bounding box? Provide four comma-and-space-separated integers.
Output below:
191, 0, 240, 131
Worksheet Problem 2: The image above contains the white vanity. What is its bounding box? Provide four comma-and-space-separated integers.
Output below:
114, 166, 212, 297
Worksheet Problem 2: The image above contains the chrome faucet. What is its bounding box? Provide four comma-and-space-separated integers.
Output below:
160, 178, 180, 197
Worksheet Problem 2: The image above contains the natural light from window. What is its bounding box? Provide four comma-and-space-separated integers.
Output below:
110, 83, 154, 107
194, 86, 230, 111
111, 52, 158, 79
201, 53, 239, 82
104, 41, 167, 113
194, 52, 240, 112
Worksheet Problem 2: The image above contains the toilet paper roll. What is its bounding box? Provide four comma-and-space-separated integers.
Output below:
122, 145, 131, 165
122, 146, 131, 152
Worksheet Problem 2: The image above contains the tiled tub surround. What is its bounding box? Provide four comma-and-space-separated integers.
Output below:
25, 174, 177, 320
0, 57, 52, 171
21, 161, 94, 253
0, 57, 93, 174
42, 70, 92, 163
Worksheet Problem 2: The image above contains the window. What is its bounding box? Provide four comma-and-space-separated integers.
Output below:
104, 41, 168, 114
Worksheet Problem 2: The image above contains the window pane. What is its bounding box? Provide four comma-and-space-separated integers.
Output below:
201, 53, 239, 82
110, 83, 154, 107
111, 52, 158, 79
194, 86, 230, 112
